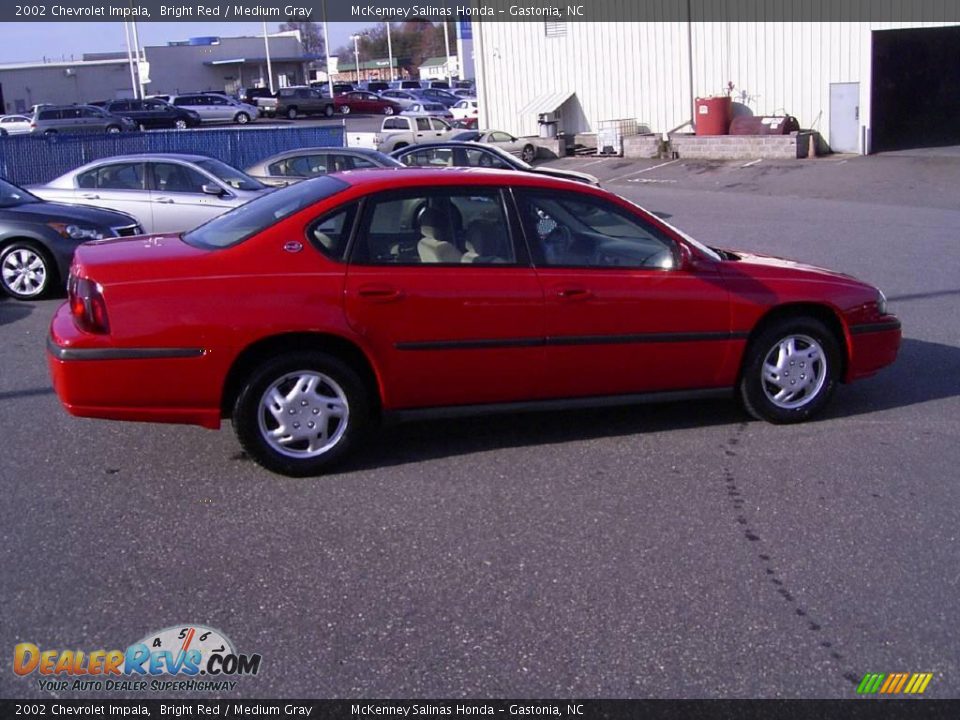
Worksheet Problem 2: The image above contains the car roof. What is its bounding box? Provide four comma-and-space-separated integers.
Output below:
332, 166, 587, 191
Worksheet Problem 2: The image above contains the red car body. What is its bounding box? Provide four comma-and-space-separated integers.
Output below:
333, 91, 402, 115
47, 168, 900, 475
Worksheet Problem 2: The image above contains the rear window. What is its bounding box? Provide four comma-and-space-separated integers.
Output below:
183, 176, 348, 249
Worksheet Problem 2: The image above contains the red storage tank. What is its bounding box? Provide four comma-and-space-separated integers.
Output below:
695, 96, 732, 135
729, 115, 801, 135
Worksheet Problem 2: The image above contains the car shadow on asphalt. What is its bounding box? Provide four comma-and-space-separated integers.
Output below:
827, 337, 960, 418
346, 337, 958, 472
0, 297, 33, 326
348, 398, 745, 472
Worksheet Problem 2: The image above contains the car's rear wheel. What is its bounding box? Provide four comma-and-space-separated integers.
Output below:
233, 352, 370, 476
324, 104, 334, 118
739, 317, 840, 424
0, 242, 53, 300
340, 105, 351, 115
106, 125, 122, 134
287, 107, 298, 120
521, 144, 536, 163
235, 112, 251, 124
383, 105, 394, 115
174, 119, 188, 130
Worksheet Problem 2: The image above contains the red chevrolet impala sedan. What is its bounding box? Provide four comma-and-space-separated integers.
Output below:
47, 168, 900, 476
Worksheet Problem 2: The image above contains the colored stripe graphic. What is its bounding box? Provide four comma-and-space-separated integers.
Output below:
857, 672, 932, 694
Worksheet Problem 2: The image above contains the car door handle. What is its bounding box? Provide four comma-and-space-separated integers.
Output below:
81, 193, 100, 199
356, 284, 404, 303
555, 286, 593, 301
154, 197, 175, 204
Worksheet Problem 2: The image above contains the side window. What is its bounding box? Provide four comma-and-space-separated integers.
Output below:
270, 155, 318, 177
111, 101, 131, 112
91, 163, 145, 190
514, 191, 676, 269
306, 203, 358, 260
400, 149, 453, 167
80, 107, 103, 119
351, 189, 517, 266
430, 118, 451, 131
415, 117, 431, 132
490, 132, 514, 143
151, 162, 208, 193
383, 117, 403, 130
350, 155, 378, 169
465, 149, 511, 169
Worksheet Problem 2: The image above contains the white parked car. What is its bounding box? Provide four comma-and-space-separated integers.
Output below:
169, 93, 259, 124
402, 102, 453, 120
30, 154, 271, 233
451, 99, 479, 122
0, 115, 32, 135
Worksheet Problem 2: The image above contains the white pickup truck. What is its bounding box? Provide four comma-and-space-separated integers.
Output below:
348, 114, 460, 154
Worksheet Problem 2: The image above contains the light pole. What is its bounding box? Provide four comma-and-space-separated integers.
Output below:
322, 0, 333, 98
262, 22, 275, 94
386, 23, 394, 82
443, 20, 451, 83
350, 34, 361, 85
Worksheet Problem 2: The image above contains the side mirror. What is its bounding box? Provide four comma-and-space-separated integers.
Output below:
201, 184, 224, 196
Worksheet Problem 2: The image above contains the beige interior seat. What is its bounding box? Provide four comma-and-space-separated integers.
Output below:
418, 208, 463, 263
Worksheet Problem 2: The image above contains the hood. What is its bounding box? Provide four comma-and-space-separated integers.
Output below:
532, 167, 601, 186
721, 250, 857, 282
0, 199, 137, 228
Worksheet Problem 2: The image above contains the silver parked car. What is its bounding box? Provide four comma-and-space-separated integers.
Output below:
169, 93, 259, 124
245, 147, 403, 187
452, 129, 540, 163
0, 115, 33, 136
30, 104, 137, 136
30, 154, 271, 233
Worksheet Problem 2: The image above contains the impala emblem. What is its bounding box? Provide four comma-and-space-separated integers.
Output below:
283, 241, 303, 253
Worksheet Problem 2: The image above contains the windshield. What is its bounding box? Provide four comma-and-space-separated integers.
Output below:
194, 158, 266, 192
183, 176, 348, 249
0, 178, 40, 207
621, 199, 722, 262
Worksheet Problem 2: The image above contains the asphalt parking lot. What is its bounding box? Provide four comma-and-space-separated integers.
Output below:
1, 149, 958, 700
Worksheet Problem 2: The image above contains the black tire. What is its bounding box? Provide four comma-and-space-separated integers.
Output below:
287, 107, 298, 120
174, 119, 188, 130
339, 105, 351, 115
0, 241, 55, 300
106, 125, 122, 134
233, 351, 371, 476
43, 129, 57, 137
739, 317, 841, 424
235, 112, 251, 125
324, 104, 335, 118
521, 144, 536, 163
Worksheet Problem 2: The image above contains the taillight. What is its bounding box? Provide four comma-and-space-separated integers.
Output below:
67, 273, 110, 334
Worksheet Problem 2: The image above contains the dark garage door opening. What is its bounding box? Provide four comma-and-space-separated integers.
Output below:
872, 26, 960, 153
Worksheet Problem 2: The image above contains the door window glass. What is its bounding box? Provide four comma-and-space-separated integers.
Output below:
151, 162, 208, 194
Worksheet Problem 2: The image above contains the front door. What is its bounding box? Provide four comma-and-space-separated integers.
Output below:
830, 82, 860, 153
343, 186, 544, 410
513, 189, 732, 399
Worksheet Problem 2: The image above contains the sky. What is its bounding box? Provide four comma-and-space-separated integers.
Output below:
0, 22, 373, 64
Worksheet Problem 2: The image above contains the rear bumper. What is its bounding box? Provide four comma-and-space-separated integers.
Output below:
47, 303, 223, 429
845, 317, 902, 382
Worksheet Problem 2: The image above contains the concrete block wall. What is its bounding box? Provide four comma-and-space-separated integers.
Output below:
622, 134, 662, 159
669, 132, 813, 160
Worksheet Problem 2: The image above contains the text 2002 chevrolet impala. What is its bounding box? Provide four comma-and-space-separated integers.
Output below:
47, 168, 901, 476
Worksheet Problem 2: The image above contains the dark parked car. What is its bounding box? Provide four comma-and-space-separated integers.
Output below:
0, 177, 140, 300
391, 142, 600, 185
276, 86, 336, 119
102, 99, 201, 130
418, 88, 460, 107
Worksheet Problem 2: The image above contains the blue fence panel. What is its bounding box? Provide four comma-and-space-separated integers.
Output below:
0, 125, 346, 186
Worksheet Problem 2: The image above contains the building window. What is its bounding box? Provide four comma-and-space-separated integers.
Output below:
545, 22, 567, 38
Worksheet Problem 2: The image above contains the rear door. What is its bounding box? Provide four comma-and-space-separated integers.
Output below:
343, 185, 545, 409
74, 161, 152, 228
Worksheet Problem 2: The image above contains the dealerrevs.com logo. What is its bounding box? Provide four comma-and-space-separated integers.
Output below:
13, 624, 262, 693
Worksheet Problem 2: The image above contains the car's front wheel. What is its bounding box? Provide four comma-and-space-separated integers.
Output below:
174, 119, 188, 130
0, 242, 53, 300
739, 317, 840, 424
106, 125, 122, 134
521, 144, 536, 163
287, 107, 298, 120
235, 112, 251, 124
233, 352, 370, 476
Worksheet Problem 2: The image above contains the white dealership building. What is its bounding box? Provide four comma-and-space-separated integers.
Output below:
471, 15, 960, 153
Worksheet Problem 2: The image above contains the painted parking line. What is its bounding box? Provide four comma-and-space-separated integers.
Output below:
741, 158, 763, 168
606, 159, 680, 184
